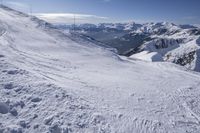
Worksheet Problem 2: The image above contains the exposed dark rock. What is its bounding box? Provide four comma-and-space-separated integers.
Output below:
173, 51, 196, 66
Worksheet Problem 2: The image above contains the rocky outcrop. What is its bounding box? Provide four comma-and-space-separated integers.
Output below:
154, 38, 184, 49
173, 51, 196, 66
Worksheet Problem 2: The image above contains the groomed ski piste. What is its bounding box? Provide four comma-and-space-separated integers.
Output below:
1, 6, 200, 133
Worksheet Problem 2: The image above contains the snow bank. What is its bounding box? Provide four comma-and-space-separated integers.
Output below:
130, 51, 163, 62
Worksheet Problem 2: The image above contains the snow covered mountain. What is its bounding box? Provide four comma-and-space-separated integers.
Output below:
129, 22, 200, 72
56, 22, 200, 72
1, 6, 200, 133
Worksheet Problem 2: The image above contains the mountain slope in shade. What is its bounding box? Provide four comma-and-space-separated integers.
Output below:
1, 6, 200, 133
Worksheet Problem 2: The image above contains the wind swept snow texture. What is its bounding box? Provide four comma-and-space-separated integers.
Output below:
1, 6, 200, 133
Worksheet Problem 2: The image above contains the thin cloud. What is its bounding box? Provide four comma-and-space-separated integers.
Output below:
34, 13, 109, 24
5, 1, 30, 12
5, 1, 29, 8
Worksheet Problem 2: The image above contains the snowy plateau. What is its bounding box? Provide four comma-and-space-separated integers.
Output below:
1, 5, 200, 133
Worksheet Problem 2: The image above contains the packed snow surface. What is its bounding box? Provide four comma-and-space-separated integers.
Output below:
1, 6, 200, 133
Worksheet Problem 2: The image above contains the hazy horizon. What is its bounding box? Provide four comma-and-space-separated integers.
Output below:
1, 0, 200, 25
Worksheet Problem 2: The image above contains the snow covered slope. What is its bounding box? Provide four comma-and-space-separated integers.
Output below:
1, 6, 200, 133
130, 51, 163, 62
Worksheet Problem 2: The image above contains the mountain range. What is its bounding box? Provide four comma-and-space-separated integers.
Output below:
55, 22, 200, 72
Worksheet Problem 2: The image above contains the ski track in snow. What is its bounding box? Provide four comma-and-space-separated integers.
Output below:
1, 6, 200, 133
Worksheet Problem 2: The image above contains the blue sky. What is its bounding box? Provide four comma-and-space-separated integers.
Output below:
2, 0, 200, 24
